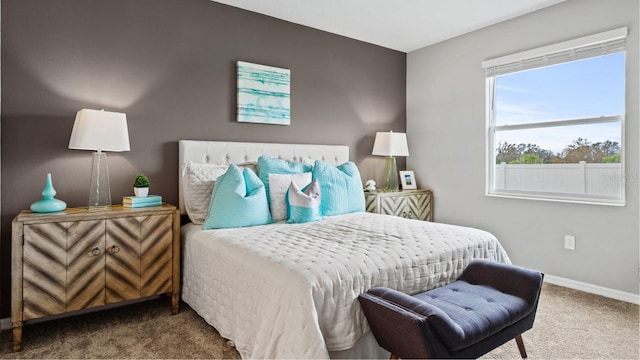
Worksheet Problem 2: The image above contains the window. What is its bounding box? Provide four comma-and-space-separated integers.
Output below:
483, 28, 626, 205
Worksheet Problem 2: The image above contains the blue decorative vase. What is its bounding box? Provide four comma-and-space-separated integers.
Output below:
30, 173, 67, 213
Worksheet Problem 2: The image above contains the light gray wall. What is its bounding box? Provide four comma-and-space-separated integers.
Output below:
0, 0, 406, 317
408, 0, 639, 295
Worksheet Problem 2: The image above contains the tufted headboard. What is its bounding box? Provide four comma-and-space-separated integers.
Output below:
178, 140, 349, 215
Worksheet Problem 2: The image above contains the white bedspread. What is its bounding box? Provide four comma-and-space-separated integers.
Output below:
181, 212, 510, 359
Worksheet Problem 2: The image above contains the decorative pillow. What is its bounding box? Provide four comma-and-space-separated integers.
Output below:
268, 172, 312, 221
203, 164, 272, 229
182, 161, 229, 224
257, 156, 313, 205
312, 160, 365, 216
287, 180, 322, 224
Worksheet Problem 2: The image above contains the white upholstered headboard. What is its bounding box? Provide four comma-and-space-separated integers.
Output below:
178, 140, 349, 214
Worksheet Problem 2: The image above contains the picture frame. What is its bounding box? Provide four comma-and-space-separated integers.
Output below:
399, 170, 417, 190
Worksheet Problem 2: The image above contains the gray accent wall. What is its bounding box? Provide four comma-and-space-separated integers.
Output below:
407, 0, 639, 296
0, 0, 406, 316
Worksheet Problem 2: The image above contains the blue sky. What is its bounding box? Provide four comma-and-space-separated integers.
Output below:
494, 52, 624, 154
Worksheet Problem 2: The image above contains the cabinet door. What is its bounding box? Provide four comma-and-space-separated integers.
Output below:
379, 195, 407, 217
23, 220, 105, 319
105, 217, 142, 303
408, 192, 432, 221
66, 220, 106, 311
105, 215, 172, 303
23, 223, 68, 320
140, 214, 172, 296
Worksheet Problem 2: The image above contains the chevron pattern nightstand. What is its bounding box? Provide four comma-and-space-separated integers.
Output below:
11, 204, 180, 352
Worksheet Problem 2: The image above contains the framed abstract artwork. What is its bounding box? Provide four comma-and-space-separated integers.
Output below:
237, 61, 291, 125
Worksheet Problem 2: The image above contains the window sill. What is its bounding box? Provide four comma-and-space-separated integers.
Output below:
486, 191, 625, 207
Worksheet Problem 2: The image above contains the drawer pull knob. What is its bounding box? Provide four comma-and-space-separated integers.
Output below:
108, 245, 120, 254
89, 247, 102, 257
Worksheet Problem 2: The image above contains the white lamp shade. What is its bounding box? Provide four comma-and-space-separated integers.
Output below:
69, 109, 130, 152
372, 131, 409, 157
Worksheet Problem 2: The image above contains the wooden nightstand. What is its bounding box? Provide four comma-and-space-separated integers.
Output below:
365, 189, 433, 221
11, 204, 180, 352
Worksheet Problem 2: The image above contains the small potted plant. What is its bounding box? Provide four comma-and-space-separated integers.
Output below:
133, 174, 150, 197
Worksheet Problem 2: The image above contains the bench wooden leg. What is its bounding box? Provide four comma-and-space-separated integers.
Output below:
390, 354, 398, 360
515, 335, 527, 358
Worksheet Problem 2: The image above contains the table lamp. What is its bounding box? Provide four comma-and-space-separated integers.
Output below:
372, 131, 409, 191
69, 109, 130, 208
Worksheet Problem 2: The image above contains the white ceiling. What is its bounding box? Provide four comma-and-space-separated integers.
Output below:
212, 0, 565, 52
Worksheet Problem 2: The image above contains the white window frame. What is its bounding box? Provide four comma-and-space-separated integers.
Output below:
483, 28, 627, 206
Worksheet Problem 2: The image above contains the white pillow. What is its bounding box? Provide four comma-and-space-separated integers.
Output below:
182, 161, 229, 224
268, 172, 312, 221
182, 161, 258, 224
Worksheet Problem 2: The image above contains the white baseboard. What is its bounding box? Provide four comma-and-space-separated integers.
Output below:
1, 317, 11, 331
544, 274, 640, 305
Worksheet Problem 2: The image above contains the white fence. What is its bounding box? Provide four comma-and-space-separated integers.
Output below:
495, 161, 623, 198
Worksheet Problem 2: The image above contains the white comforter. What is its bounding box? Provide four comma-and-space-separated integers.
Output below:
181, 212, 510, 359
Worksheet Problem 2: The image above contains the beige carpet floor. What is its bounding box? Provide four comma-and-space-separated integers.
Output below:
0, 283, 637, 359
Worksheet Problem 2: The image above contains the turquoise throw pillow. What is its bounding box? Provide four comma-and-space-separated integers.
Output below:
312, 160, 365, 216
203, 164, 272, 229
257, 156, 313, 204
287, 180, 322, 224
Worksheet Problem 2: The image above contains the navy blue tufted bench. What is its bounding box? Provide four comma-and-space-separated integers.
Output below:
358, 260, 544, 359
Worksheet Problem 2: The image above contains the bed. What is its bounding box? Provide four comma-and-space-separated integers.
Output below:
178, 140, 510, 359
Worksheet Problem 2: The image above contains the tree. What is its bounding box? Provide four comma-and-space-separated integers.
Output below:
591, 140, 620, 162
497, 138, 621, 164
496, 142, 520, 164
593, 140, 620, 156
521, 143, 554, 163
603, 153, 621, 163
559, 138, 621, 163
496, 142, 554, 164
510, 153, 543, 164
561, 138, 594, 163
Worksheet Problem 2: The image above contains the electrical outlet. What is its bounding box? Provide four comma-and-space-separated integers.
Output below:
564, 235, 576, 250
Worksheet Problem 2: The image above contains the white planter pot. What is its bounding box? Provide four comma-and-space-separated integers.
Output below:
134, 187, 149, 197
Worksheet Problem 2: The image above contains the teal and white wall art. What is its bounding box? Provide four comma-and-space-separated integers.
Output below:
237, 61, 291, 125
